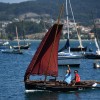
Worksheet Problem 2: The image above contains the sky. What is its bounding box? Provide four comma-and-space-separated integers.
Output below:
0, 0, 30, 3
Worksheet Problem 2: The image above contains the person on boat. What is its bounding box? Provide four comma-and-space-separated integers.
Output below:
64, 65, 72, 85
72, 70, 80, 85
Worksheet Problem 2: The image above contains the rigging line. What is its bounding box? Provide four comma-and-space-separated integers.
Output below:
44, 4, 64, 81
66, 0, 69, 39
66, 0, 70, 53
69, 0, 83, 48
56, 0, 64, 20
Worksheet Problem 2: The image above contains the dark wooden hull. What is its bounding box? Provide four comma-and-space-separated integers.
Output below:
70, 47, 87, 52
13, 44, 30, 49
25, 80, 96, 92
84, 54, 100, 59
1, 49, 23, 54
58, 64, 80, 67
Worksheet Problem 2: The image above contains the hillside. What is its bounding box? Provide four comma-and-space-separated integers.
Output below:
0, 0, 100, 24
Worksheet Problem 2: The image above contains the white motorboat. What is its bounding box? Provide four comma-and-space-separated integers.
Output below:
58, 51, 84, 59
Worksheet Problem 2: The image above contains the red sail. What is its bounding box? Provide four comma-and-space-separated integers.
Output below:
24, 24, 63, 80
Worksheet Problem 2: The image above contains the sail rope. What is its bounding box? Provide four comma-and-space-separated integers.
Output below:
69, 0, 83, 48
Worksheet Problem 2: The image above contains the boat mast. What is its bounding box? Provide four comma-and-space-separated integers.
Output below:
22, 20, 26, 45
66, 0, 70, 53
16, 26, 20, 51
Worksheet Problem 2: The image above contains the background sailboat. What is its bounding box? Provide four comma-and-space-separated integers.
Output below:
84, 15, 100, 59
13, 21, 30, 49
1, 26, 23, 54
0, 26, 10, 49
58, 0, 87, 52
84, 38, 100, 59
58, 0, 84, 59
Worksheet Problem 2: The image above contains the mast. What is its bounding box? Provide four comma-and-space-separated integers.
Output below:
66, 0, 70, 53
16, 26, 20, 51
22, 20, 26, 45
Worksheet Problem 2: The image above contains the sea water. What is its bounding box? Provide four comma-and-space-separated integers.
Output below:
0, 40, 100, 100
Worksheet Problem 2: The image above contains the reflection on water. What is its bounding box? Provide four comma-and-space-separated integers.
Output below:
25, 91, 82, 100
24, 87, 100, 100
25, 92, 58, 100
75, 92, 81, 100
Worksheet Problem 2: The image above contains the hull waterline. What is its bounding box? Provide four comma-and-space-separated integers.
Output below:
24, 81, 97, 92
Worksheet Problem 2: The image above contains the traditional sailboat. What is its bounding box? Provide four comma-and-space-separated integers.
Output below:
13, 43, 30, 49
13, 21, 30, 50
24, 5, 98, 92
1, 26, 23, 54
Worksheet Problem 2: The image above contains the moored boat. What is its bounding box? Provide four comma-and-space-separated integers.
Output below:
0, 41, 10, 49
70, 47, 87, 52
58, 63, 80, 67
84, 14, 100, 59
58, 51, 84, 59
1, 49, 23, 54
1, 26, 23, 54
84, 53, 100, 59
13, 43, 30, 49
13, 25, 31, 50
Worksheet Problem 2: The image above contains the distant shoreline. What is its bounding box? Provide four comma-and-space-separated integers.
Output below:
0, 39, 95, 42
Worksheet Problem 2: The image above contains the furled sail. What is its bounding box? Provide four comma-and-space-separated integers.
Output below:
95, 37, 100, 50
24, 24, 63, 81
77, 28, 83, 48
58, 39, 70, 52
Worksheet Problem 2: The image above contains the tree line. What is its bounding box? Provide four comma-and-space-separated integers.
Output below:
0, 0, 100, 23
4, 21, 51, 40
